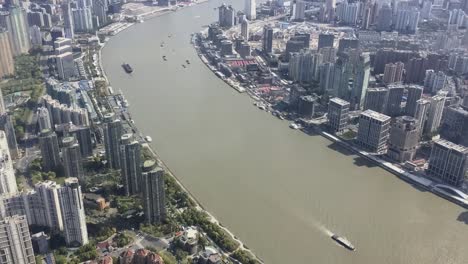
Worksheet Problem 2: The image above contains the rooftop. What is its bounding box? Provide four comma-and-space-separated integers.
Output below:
434, 139, 468, 153
361, 109, 391, 122
329, 97, 350, 106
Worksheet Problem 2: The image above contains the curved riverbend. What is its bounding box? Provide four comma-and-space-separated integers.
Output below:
102, 1, 468, 263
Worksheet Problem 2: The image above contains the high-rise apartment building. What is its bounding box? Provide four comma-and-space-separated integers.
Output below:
72, 0, 94, 32
37, 107, 52, 131
142, 160, 166, 224
394, 7, 420, 34
0, 7, 31, 55
405, 85, 423, 116
120, 134, 142, 196
0, 215, 35, 264
0, 28, 14, 78
351, 53, 370, 110
364, 87, 388, 113
357, 110, 391, 153
424, 94, 446, 135
440, 106, 468, 147
327, 97, 350, 133
427, 139, 468, 187
289, 49, 322, 83
377, 4, 392, 31
218, 4, 235, 28
58, 177, 88, 246
38, 129, 61, 172
413, 98, 431, 136
388, 116, 420, 162
0, 131, 17, 195
61, 2, 74, 39
103, 113, 122, 169
424, 70, 447, 94
61, 137, 84, 181
70, 126, 93, 157
383, 62, 404, 84
54, 38, 75, 80
385, 84, 405, 117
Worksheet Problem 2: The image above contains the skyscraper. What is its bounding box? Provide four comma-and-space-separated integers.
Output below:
103, 113, 122, 169
385, 84, 405, 117
324, 0, 336, 22
0, 28, 14, 78
0, 215, 35, 264
61, 137, 84, 181
93, 0, 108, 27
351, 53, 370, 110
424, 94, 446, 135
387, 116, 420, 162
0, 130, 17, 195
142, 160, 166, 224
58, 177, 88, 246
364, 87, 388, 113
244, 0, 256, 20
1, 7, 31, 55
327, 97, 350, 133
262, 26, 273, 53
357, 110, 391, 153
120, 134, 142, 196
293, 0, 306, 20
427, 139, 468, 187
405, 85, 423, 116
241, 19, 249, 40
39, 129, 61, 172
61, 2, 74, 39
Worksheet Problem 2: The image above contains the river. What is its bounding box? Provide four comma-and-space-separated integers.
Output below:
101, 1, 468, 263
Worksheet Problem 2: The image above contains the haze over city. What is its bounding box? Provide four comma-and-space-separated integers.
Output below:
0, 0, 468, 263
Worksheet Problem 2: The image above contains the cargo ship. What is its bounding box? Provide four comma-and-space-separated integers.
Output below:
122, 63, 133, 73
331, 234, 355, 251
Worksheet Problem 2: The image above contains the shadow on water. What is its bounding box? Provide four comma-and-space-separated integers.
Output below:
457, 211, 468, 224
327, 142, 355, 156
353, 156, 378, 168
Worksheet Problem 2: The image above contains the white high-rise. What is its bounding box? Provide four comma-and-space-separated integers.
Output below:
0, 131, 17, 195
241, 19, 249, 40
244, 0, 256, 20
0, 215, 35, 264
58, 177, 88, 246
424, 94, 446, 135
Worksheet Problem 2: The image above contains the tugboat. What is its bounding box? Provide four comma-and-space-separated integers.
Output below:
186, 59, 190, 64
331, 234, 355, 251
182, 64, 186, 68
162, 55, 167, 61
122, 63, 133, 73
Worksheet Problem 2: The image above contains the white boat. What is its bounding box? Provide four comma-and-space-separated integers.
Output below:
289, 123, 300, 129
144, 136, 153, 142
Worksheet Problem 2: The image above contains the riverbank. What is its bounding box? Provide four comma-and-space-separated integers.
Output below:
96, 2, 264, 263
192, 29, 468, 210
